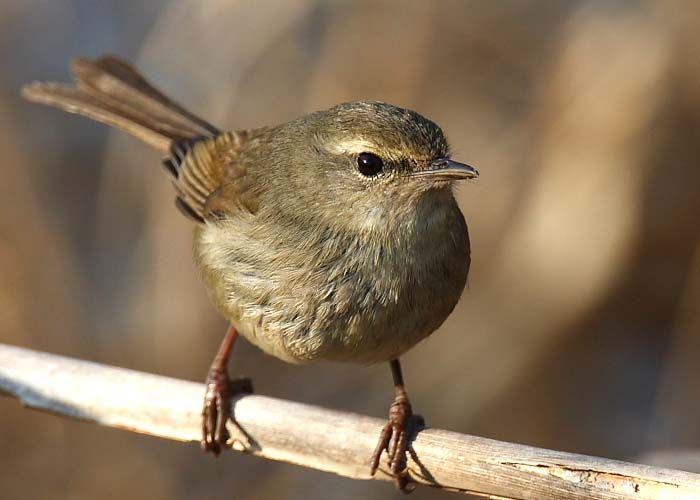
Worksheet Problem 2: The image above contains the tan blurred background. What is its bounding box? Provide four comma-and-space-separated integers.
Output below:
2, 1, 700, 499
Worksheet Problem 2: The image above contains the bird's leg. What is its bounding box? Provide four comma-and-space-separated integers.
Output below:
370, 358, 424, 493
201, 324, 253, 455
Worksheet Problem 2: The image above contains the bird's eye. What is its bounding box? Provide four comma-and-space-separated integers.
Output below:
357, 152, 383, 177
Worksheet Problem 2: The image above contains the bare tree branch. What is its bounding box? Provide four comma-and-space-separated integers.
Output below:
0, 343, 698, 499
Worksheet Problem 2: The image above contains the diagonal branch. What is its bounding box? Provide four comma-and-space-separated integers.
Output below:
0, 343, 698, 499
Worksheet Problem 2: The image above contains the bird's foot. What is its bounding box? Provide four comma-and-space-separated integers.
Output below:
201, 365, 253, 455
370, 392, 424, 493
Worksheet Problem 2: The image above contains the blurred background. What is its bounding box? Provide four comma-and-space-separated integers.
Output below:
2, 1, 700, 499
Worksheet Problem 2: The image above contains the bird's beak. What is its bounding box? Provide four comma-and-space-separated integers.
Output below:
412, 158, 479, 181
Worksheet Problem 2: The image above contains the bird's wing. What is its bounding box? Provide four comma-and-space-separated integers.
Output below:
23, 55, 261, 224
163, 131, 262, 223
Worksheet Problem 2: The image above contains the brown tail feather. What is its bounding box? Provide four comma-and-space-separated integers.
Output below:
21, 55, 219, 153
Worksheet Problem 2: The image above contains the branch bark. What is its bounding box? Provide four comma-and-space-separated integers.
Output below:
0, 343, 697, 499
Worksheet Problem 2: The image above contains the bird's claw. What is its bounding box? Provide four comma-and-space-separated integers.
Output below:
370, 394, 423, 493
201, 367, 252, 455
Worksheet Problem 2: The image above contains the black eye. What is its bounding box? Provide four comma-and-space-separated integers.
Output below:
357, 152, 383, 177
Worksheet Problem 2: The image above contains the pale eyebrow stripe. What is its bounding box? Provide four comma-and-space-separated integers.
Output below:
326, 138, 377, 155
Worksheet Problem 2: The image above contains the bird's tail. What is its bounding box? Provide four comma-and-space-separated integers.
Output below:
21, 55, 220, 152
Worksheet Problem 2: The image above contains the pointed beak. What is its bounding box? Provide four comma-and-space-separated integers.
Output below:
412, 158, 479, 181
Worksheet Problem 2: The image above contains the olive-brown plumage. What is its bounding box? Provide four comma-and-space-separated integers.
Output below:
22, 55, 478, 492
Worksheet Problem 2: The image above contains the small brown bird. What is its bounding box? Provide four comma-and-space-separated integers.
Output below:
22, 55, 477, 492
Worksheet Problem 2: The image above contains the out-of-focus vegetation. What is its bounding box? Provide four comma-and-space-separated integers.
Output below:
2, 1, 700, 499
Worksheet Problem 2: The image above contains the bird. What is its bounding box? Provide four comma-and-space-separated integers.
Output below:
22, 55, 477, 492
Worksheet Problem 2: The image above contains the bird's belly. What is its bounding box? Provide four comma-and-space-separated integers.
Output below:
222, 266, 459, 365
194, 207, 469, 365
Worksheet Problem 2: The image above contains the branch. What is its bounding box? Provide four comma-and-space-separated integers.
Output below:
0, 343, 697, 499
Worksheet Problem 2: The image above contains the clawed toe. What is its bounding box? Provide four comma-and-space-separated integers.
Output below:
370, 397, 422, 493
369, 359, 424, 493
201, 369, 253, 454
